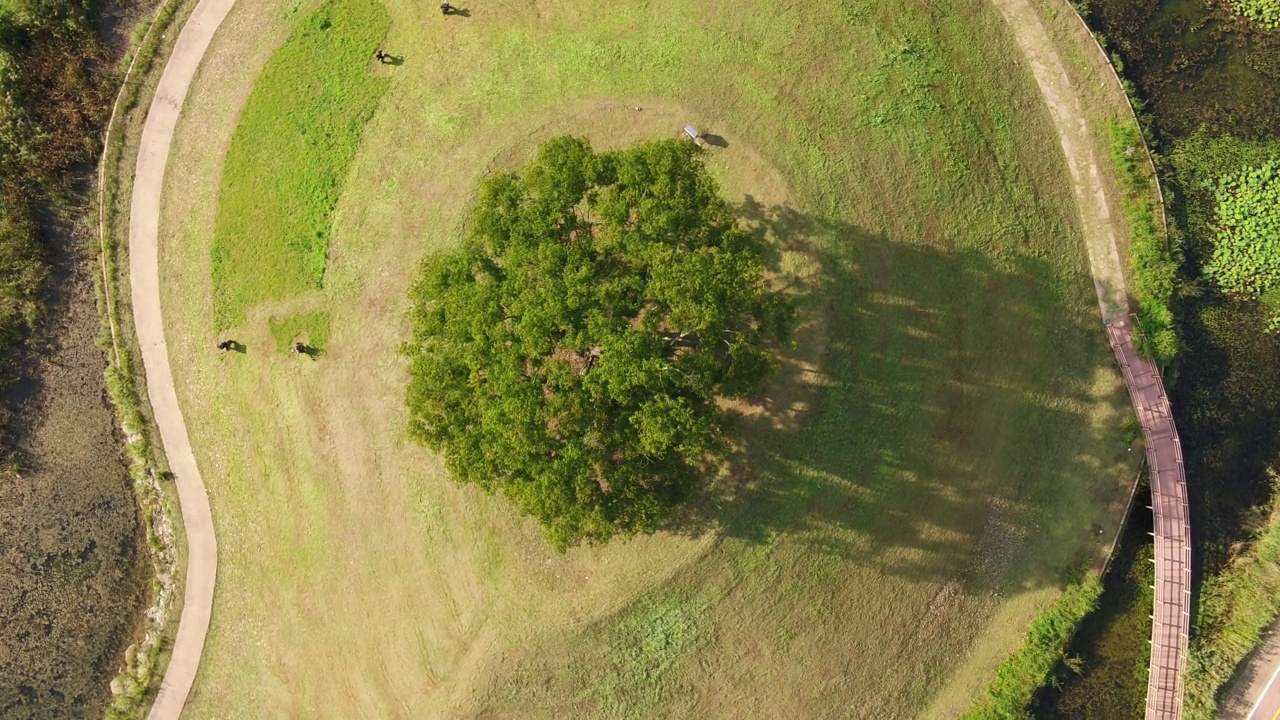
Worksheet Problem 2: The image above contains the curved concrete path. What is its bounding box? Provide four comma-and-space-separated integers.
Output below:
129, 0, 236, 716
988, 0, 1191, 717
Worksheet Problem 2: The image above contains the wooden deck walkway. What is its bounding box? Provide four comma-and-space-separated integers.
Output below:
1107, 318, 1192, 720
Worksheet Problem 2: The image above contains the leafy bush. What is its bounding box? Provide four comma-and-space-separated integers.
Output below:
1205, 158, 1280, 330
1108, 120, 1180, 363
403, 137, 792, 550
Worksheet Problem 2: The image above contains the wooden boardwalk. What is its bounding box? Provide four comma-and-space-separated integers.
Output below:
1107, 318, 1192, 720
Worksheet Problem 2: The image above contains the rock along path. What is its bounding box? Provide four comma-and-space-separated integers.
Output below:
987, 0, 1192, 717
129, 0, 236, 717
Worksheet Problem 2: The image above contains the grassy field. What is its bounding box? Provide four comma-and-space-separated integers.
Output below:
158, 0, 1139, 716
210, 0, 389, 329
267, 311, 329, 354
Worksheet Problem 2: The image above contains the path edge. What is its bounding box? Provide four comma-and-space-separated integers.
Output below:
124, 0, 237, 717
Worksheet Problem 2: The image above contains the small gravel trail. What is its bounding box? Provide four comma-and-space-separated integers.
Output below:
987, 0, 1130, 323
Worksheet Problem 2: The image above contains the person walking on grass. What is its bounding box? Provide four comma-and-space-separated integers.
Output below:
440, 2, 454, 14
375, 49, 388, 63
292, 341, 307, 355
217, 340, 234, 352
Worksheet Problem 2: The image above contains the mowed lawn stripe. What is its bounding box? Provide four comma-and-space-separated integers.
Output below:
210, 0, 389, 329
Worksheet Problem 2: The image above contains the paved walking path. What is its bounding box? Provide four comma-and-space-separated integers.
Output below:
129, 0, 236, 717
988, 0, 1191, 717
1222, 617, 1280, 719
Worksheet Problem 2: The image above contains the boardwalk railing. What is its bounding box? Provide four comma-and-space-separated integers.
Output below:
1107, 317, 1192, 720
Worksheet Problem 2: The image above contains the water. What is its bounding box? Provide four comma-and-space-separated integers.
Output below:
1087, 0, 1280, 139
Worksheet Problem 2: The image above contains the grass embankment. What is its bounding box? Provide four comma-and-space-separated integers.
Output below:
1107, 120, 1180, 364
1185, 474, 1280, 718
210, 0, 389, 329
159, 0, 1138, 716
963, 570, 1104, 719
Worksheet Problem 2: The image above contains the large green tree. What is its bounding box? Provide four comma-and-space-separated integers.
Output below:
403, 137, 792, 550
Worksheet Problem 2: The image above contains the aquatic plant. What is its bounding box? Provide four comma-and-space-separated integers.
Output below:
1207, 158, 1280, 330
1225, 0, 1280, 30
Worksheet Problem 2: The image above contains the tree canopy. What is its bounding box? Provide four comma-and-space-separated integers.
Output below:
1207, 158, 1280, 331
403, 136, 792, 550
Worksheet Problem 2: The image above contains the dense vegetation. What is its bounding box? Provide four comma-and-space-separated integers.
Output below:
404, 137, 792, 550
963, 570, 1104, 719
1185, 473, 1280, 718
1205, 158, 1280, 330
0, 0, 109, 368
1087, 0, 1280, 139
0, 3, 147, 720
1041, 504, 1155, 719
1108, 120, 1179, 363
1227, 0, 1280, 29
1049, 0, 1280, 713
210, 0, 388, 329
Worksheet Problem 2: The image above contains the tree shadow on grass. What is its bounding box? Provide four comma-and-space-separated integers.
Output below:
664, 198, 1124, 592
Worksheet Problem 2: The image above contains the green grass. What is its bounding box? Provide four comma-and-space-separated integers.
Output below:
963, 569, 1104, 719
209, 0, 389, 330
1185, 472, 1280, 719
157, 0, 1140, 716
595, 592, 710, 718
268, 311, 329, 353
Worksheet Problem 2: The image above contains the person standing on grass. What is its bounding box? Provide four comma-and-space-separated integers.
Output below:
375, 49, 388, 63
217, 340, 234, 351
292, 341, 307, 355
440, 2, 454, 14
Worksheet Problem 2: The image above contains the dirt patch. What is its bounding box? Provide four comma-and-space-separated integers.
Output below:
0, 206, 146, 719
